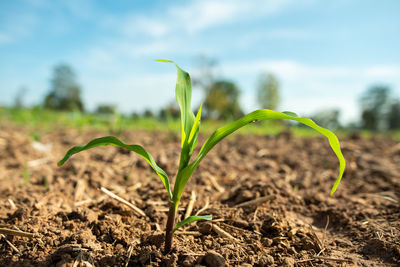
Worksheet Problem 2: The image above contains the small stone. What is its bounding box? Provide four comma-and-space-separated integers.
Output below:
250, 221, 261, 232
262, 237, 273, 246
84, 209, 97, 223
138, 248, 151, 264
262, 215, 276, 227
335, 238, 353, 247
300, 237, 316, 250
9, 207, 28, 221
282, 257, 295, 267
182, 255, 196, 267
165, 252, 178, 267
55, 253, 73, 267
142, 232, 164, 247
349, 131, 361, 140
144, 205, 159, 221
198, 222, 213, 234
203, 250, 226, 267
259, 254, 274, 265
235, 190, 253, 204
204, 239, 212, 247
232, 219, 249, 228
261, 216, 281, 238
136, 159, 147, 168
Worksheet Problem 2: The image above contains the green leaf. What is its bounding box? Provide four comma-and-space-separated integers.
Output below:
188, 104, 202, 155
156, 59, 174, 63
188, 104, 202, 144
173, 109, 345, 203
175, 63, 195, 134
282, 111, 299, 117
58, 136, 172, 199
172, 215, 212, 232
158, 60, 195, 143
158, 60, 196, 171
173, 106, 203, 202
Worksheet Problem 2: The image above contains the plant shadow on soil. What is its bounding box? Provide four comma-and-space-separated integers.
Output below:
0, 125, 399, 266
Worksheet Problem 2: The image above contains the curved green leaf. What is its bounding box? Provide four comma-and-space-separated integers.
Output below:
173, 109, 345, 203
58, 136, 172, 199
172, 215, 212, 232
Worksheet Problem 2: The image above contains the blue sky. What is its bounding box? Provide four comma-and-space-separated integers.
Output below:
1, 0, 399, 123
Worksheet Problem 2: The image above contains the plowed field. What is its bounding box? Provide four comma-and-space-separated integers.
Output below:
1, 126, 399, 266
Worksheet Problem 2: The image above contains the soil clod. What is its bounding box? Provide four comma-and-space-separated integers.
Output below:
202, 250, 225, 267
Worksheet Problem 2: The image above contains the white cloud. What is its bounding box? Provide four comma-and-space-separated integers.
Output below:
121, 16, 169, 38
169, 1, 243, 33
5, 0, 396, 126
223, 59, 400, 123
66, 0, 316, 67
172, 0, 308, 33
224, 60, 400, 85
236, 28, 315, 48
61, 0, 97, 20
0, 10, 39, 45
365, 66, 400, 78
72, 47, 400, 122
112, 0, 301, 39
1, 0, 96, 46
82, 48, 119, 71
76, 38, 176, 68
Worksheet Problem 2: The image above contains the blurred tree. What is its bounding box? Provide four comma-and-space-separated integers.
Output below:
143, 109, 154, 118
14, 86, 28, 108
131, 112, 140, 119
192, 54, 219, 89
388, 100, 400, 129
361, 109, 378, 130
359, 85, 391, 130
159, 103, 180, 121
256, 73, 280, 110
311, 109, 341, 130
204, 80, 243, 120
44, 64, 84, 111
192, 55, 243, 120
95, 104, 117, 114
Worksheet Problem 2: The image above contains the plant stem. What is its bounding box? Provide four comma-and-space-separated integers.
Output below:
164, 201, 176, 254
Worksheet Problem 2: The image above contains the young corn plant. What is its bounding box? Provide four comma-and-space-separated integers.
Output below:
58, 60, 346, 254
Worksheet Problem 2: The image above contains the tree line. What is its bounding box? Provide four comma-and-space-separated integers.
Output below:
14, 63, 400, 131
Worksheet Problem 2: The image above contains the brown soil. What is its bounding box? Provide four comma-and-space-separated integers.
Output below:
0, 125, 399, 266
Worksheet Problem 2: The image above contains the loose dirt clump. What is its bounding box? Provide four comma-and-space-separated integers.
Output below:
0, 125, 399, 266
